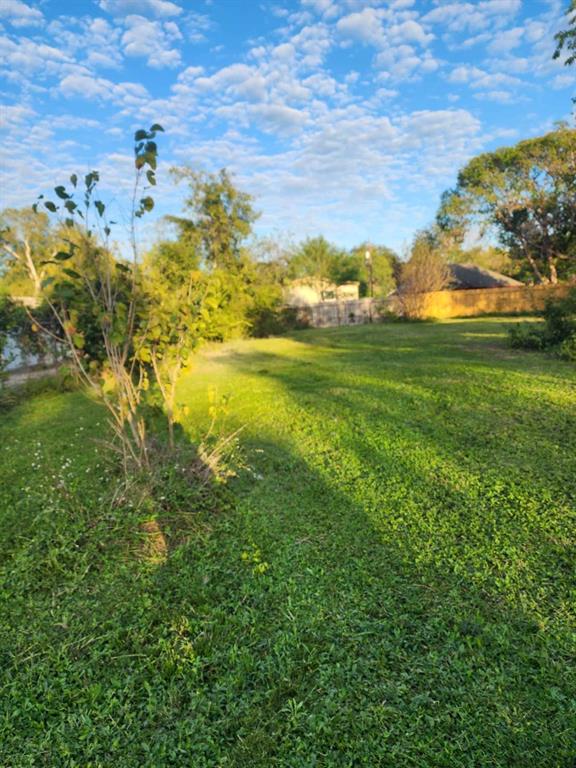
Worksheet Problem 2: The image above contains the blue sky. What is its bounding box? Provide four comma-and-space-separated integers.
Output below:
0, 0, 574, 255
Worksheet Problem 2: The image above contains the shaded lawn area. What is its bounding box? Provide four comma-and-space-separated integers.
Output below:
1, 318, 575, 767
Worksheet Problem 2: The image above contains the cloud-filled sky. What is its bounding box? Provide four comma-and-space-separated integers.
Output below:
0, 0, 574, 254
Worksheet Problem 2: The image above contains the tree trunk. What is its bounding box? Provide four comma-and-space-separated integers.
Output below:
523, 246, 547, 284
548, 258, 558, 284
23, 239, 42, 299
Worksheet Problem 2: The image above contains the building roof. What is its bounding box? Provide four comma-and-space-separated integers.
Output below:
448, 263, 523, 290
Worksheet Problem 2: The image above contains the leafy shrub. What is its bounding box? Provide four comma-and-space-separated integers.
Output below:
558, 334, 576, 361
508, 322, 546, 350
542, 287, 576, 344
508, 286, 576, 359
249, 305, 310, 337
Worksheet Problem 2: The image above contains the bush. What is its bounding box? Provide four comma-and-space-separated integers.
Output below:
508, 286, 576, 359
558, 334, 576, 361
508, 322, 546, 351
249, 305, 310, 337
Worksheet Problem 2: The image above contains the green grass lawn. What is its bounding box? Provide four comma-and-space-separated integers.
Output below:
1, 318, 575, 767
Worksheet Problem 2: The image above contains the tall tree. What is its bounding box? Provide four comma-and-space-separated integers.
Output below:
437, 127, 576, 284
168, 168, 259, 271
288, 236, 347, 283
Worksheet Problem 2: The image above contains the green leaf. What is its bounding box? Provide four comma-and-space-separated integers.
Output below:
135, 155, 146, 170
54, 186, 70, 200
32, 203, 38, 214
134, 129, 148, 141
44, 201, 58, 212
140, 196, 154, 212
138, 346, 152, 363
54, 251, 73, 261
65, 218, 75, 228
143, 152, 157, 170
116, 262, 130, 272
72, 333, 85, 349
144, 141, 157, 154
62, 268, 81, 279
146, 170, 156, 186
70, 174, 78, 187
95, 200, 105, 217
55, 281, 76, 299
64, 200, 77, 214
104, 226, 111, 237
85, 171, 99, 189
41, 277, 55, 289
150, 123, 164, 132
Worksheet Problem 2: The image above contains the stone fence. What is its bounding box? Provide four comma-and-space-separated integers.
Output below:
290, 298, 381, 328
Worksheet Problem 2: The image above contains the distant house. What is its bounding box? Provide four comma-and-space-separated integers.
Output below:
285, 278, 360, 306
448, 263, 523, 290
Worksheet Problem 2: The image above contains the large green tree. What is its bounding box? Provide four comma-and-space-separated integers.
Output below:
288, 236, 346, 284
348, 243, 398, 298
168, 168, 259, 271
437, 127, 576, 284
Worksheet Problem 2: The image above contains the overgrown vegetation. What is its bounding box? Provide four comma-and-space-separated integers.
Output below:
509, 286, 576, 360
1, 319, 574, 766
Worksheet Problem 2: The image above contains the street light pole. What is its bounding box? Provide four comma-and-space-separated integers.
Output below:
365, 249, 373, 323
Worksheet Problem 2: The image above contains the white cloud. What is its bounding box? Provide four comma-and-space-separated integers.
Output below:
98, 0, 183, 18
487, 26, 524, 54
423, 0, 520, 33
390, 20, 433, 46
551, 73, 576, 90
252, 103, 309, 133
46, 17, 123, 70
59, 72, 149, 107
121, 15, 182, 68
301, 0, 339, 19
336, 6, 434, 81
336, 9, 385, 45
0, 0, 43, 27
474, 89, 515, 103
375, 45, 439, 81
0, 35, 71, 78
0, 103, 36, 127
447, 64, 523, 91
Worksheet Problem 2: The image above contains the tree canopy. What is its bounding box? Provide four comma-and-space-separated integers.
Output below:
437, 126, 576, 284
287, 236, 398, 297
167, 168, 259, 271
